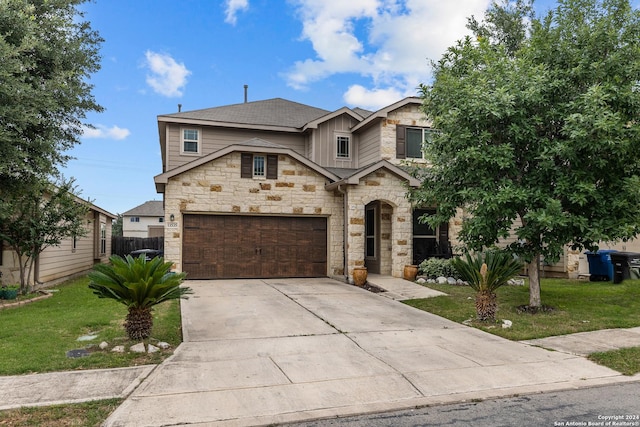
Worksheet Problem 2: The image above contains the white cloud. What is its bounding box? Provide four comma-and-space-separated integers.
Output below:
343, 85, 405, 110
224, 0, 249, 25
82, 125, 131, 140
284, 0, 490, 107
144, 51, 191, 97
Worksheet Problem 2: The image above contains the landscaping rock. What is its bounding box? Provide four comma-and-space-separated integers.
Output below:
427, 279, 436, 284
130, 343, 146, 353
111, 346, 125, 353
416, 278, 426, 284
156, 341, 171, 349
508, 278, 525, 286
66, 349, 90, 358
436, 276, 448, 284
447, 277, 457, 285
99, 341, 109, 350
76, 334, 98, 342
502, 320, 513, 329
147, 344, 159, 353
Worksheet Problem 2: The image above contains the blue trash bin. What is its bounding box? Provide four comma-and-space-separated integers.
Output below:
584, 250, 617, 281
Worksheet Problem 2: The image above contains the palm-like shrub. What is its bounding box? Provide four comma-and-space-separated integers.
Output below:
88, 255, 191, 340
451, 251, 522, 321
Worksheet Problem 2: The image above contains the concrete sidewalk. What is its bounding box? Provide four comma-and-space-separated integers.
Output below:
1, 277, 639, 425
103, 278, 639, 427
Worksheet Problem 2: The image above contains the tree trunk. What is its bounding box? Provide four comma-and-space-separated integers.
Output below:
528, 254, 541, 307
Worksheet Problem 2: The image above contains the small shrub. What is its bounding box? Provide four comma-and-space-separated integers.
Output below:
418, 258, 460, 279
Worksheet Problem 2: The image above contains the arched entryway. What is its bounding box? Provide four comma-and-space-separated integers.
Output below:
364, 200, 394, 275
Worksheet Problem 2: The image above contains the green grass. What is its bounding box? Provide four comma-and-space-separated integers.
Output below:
0, 399, 121, 426
405, 278, 640, 341
0, 276, 183, 375
588, 347, 640, 376
405, 278, 640, 375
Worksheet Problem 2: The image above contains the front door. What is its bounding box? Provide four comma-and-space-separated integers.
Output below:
364, 202, 380, 274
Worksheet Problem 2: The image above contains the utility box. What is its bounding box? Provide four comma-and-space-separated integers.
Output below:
610, 252, 640, 284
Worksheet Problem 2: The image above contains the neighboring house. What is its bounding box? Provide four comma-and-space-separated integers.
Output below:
0, 202, 115, 287
122, 200, 165, 238
154, 97, 455, 282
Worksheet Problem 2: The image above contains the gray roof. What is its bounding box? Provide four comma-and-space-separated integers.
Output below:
123, 200, 164, 217
160, 98, 330, 129
352, 107, 374, 118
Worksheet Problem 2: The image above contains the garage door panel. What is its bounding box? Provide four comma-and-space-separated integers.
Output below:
183, 215, 327, 279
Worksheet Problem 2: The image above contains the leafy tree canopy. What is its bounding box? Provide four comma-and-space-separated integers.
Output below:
410, 0, 640, 307
0, 0, 103, 183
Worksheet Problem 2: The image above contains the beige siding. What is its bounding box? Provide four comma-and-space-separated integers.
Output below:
123, 215, 164, 237
357, 123, 381, 166
166, 125, 306, 171
311, 114, 360, 168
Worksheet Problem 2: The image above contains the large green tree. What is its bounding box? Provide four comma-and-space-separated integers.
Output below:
0, 0, 103, 183
411, 0, 640, 308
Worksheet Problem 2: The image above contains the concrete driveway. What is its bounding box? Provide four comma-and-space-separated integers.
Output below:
105, 278, 629, 427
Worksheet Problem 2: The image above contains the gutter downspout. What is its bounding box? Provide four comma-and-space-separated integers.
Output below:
336, 184, 349, 283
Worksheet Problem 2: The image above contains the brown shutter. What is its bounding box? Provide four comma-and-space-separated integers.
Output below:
266, 155, 278, 179
396, 125, 406, 159
241, 153, 252, 178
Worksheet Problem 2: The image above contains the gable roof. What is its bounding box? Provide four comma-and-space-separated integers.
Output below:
158, 98, 330, 130
325, 160, 421, 190
154, 138, 341, 193
122, 200, 164, 217
351, 97, 423, 132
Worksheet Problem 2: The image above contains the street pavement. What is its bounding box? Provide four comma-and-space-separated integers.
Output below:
1, 276, 639, 426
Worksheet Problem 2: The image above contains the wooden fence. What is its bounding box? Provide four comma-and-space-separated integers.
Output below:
111, 237, 164, 257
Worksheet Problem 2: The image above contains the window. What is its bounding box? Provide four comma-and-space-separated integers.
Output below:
336, 134, 350, 159
406, 128, 423, 159
159, 217, 164, 223
72, 235, 77, 252
130, 217, 140, 222
182, 128, 199, 154
241, 153, 278, 179
100, 223, 107, 255
396, 125, 433, 159
253, 155, 265, 177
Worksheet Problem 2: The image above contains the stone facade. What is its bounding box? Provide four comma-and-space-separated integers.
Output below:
163, 152, 345, 276
381, 104, 431, 165
344, 170, 413, 279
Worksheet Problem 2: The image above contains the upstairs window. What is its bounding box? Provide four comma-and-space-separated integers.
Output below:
253, 155, 265, 177
181, 128, 199, 154
396, 125, 433, 159
241, 153, 278, 179
336, 134, 351, 159
130, 217, 140, 222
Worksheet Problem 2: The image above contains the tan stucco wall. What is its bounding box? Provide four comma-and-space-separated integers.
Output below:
163, 152, 345, 277
345, 169, 413, 279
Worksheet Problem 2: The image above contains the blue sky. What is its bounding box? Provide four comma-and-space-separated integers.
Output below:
63, 0, 567, 215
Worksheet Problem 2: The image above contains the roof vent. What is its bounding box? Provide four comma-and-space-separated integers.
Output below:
178, 104, 182, 112
244, 85, 248, 103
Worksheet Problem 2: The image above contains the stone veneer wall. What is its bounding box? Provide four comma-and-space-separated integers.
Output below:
380, 104, 431, 166
163, 152, 345, 277
346, 169, 413, 279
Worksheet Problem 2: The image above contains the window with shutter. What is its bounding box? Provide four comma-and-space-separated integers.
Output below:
241, 153, 253, 178
241, 153, 278, 179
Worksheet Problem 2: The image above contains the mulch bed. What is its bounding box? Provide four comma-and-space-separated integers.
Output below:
516, 304, 555, 314
358, 282, 387, 293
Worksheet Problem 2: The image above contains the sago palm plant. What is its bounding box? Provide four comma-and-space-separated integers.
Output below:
451, 251, 522, 321
88, 255, 191, 340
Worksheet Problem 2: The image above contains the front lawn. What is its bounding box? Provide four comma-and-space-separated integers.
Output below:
405, 278, 640, 375
405, 278, 640, 341
0, 276, 183, 375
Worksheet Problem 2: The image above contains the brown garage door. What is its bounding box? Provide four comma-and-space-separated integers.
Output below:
182, 215, 327, 279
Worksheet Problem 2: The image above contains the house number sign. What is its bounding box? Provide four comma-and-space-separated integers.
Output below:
167, 222, 179, 228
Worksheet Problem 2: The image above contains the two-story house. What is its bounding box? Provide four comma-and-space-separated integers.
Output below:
154, 97, 454, 282
122, 200, 165, 238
